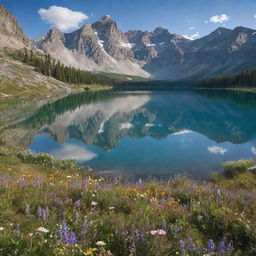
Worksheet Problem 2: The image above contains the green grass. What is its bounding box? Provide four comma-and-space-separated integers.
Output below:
0, 138, 256, 255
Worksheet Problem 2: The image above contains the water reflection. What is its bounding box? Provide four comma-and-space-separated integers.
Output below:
15, 89, 256, 180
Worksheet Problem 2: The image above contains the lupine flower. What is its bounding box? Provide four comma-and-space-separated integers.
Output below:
37, 207, 42, 218
75, 200, 81, 208
218, 238, 226, 254
179, 240, 186, 255
59, 221, 69, 244
82, 216, 89, 234
207, 239, 215, 253
25, 204, 30, 216
66, 232, 77, 246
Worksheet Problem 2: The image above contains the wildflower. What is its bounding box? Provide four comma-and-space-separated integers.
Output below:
66, 232, 77, 246
25, 204, 30, 216
96, 241, 106, 246
59, 221, 69, 243
91, 201, 97, 206
82, 216, 89, 234
75, 200, 81, 208
150, 229, 166, 236
109, 207, 115, 210
37, 206, 42, 218
86, 248, 93, 255
179, 240, 186, 255
218, 238, 226, 254
0, 227, 4, 231
207, 239, 215, 253
36, 227, 49, 233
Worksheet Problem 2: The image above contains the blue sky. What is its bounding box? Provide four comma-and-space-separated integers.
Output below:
1, 0, 256, 39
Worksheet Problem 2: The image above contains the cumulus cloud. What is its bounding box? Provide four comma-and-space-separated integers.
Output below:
205, 14, 230, 24
183, 32, 200, 40
251, 146, 256, 155
189, 26, 195, 30
254, 14, 256, 19
38, 6, 88, 32
207, 146, 227, 155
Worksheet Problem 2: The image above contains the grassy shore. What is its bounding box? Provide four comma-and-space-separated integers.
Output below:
0, 139, 256, 256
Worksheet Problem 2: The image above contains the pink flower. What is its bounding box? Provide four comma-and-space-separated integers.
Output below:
150, 229, 166, 236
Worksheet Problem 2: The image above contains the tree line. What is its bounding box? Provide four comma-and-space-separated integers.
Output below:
13, 48, 115, 86
199, 70, 256, 88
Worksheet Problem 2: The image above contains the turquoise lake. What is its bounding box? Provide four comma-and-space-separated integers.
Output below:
24, 89, 256, 180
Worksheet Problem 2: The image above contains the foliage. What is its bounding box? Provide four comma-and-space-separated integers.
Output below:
11, 49, 115, 87
222, 159, 255, 178
199, 69, 256, 88
0, 142, 256, 255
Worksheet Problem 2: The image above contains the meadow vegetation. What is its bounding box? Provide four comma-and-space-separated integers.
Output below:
0, 138, 256, 256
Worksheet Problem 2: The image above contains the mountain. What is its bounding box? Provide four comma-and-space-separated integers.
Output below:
34, 15, 149, 77
1, 5, 256, 81
0, 5, 30, 48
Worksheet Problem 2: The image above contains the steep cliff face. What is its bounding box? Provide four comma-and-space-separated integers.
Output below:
0, 5, 30, 48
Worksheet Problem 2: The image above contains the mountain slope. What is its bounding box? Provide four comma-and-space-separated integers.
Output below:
34, 16, 150, 78
0, 5, 30, 49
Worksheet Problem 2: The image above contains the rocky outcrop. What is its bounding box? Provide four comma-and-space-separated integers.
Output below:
0, 5, 30, 48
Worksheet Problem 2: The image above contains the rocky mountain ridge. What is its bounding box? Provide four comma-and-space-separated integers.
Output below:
1, 5, 256, 80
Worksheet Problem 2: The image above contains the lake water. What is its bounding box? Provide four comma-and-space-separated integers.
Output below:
20, 89, 256, 180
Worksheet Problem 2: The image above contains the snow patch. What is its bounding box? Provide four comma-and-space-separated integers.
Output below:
171, 130, 192, 135
98, 40, 104, 48
120, 123, 133, 129
98, 122, 105, 134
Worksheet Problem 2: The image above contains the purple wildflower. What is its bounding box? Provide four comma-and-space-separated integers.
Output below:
59, 221, 69, 243
218, 238, 226, 254
82, 216, 89, 235
74, 200, 81, 208
179, 240, 186, 255
37, 206, 42, 218
66, 232, 77, 246
207, 239, 215, 253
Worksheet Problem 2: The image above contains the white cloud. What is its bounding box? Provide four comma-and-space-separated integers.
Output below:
51, 144, 97, 161
207, 146, 227, 155
251, 146, 256, 155
205, 14, 230, 24
38, 6, 88, 32
254, 14, 256, 19
189, 26, 195, 30
183, 32, 200, 40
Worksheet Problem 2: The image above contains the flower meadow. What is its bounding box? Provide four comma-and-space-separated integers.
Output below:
0, 140, 256, 255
